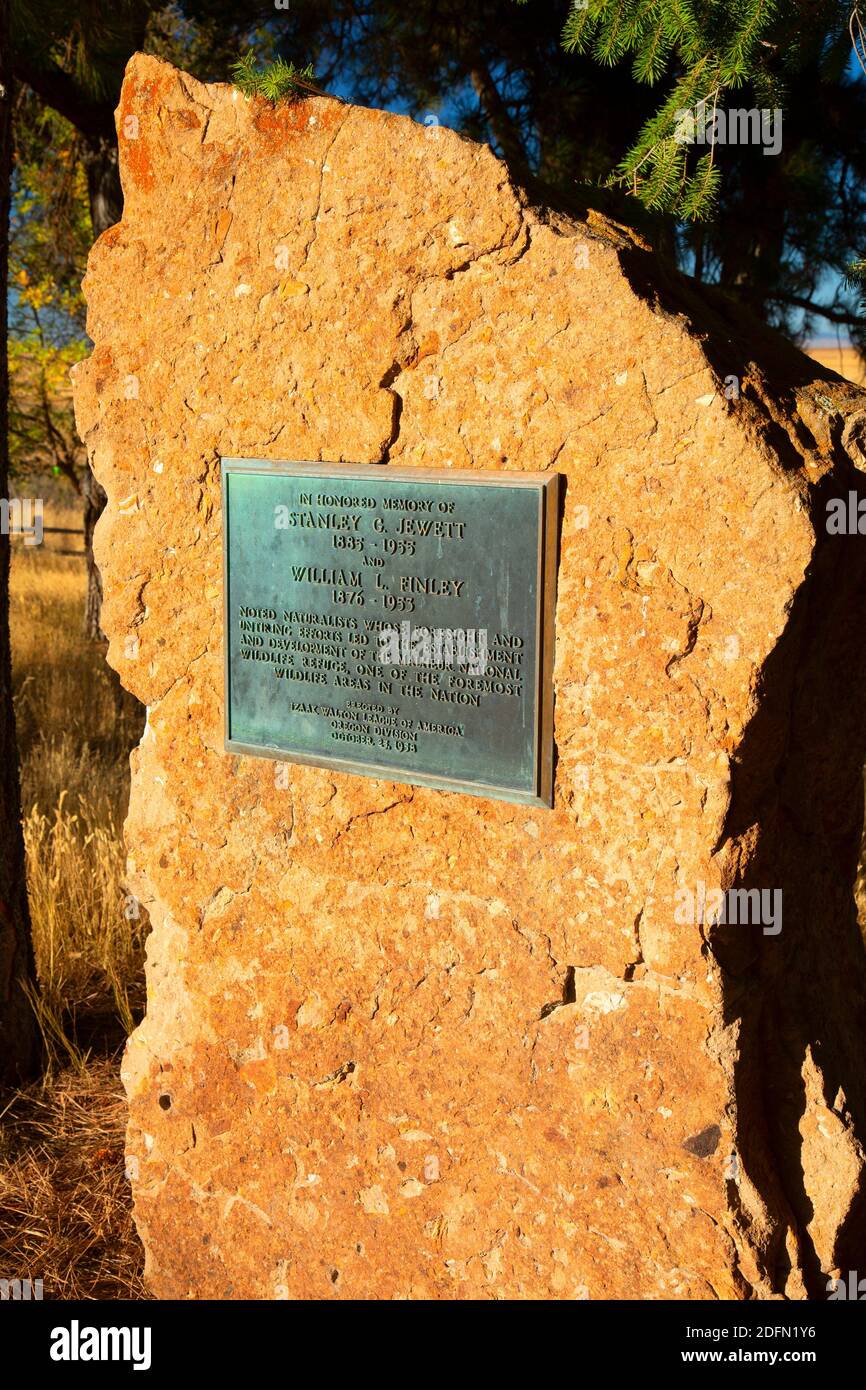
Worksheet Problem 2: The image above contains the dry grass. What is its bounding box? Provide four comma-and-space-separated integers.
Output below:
11, 512, 139, 819
805, 344, 866, 387
1, 501, 147, 1299
0, 1063, 150, 1300
23, 797, 145, 1054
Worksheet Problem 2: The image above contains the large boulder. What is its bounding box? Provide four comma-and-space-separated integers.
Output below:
72, 53, 866, 1300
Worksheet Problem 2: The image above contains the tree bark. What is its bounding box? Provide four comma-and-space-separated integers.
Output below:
81, 465, 106, 642
0, 0, 41, 1086
82, 129, 123, 238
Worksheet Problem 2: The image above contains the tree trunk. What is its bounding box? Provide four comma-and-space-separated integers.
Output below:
0, 0, 41, 1085
82, 466, 107, 642
80, 132, 122, 641
468, 63, 532, 187
82, 131, 122, 239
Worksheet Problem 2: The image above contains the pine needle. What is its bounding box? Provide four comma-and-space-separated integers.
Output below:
230, 50, 336, 106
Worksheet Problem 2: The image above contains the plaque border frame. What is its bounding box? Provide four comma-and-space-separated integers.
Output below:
221, 458, 559, 807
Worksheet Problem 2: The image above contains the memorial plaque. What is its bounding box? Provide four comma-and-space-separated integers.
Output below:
221, 459, 559, 805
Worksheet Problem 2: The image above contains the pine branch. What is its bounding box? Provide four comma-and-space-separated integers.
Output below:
230, 51, 323, 106
633, 18, 673, 84
851, 6, 866, 79
557, 0, 784, 222
774, 290, 862, 327
680, 153, 721, 220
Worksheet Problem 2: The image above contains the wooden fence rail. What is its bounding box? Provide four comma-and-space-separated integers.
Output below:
9, 525, 85, 555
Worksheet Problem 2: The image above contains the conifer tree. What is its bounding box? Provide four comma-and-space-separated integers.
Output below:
539, 0, 865, 340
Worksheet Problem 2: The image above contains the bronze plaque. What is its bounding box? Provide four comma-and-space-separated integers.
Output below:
222, 459, 558, 805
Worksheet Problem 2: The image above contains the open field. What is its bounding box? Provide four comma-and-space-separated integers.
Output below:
806, 345, 866, 386
0, 505, 147, 1300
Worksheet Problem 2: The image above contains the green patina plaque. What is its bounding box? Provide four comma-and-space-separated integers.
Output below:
221, 459, 559, 806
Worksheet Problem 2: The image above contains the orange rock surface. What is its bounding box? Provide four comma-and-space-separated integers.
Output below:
73, 53, 866, 1300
